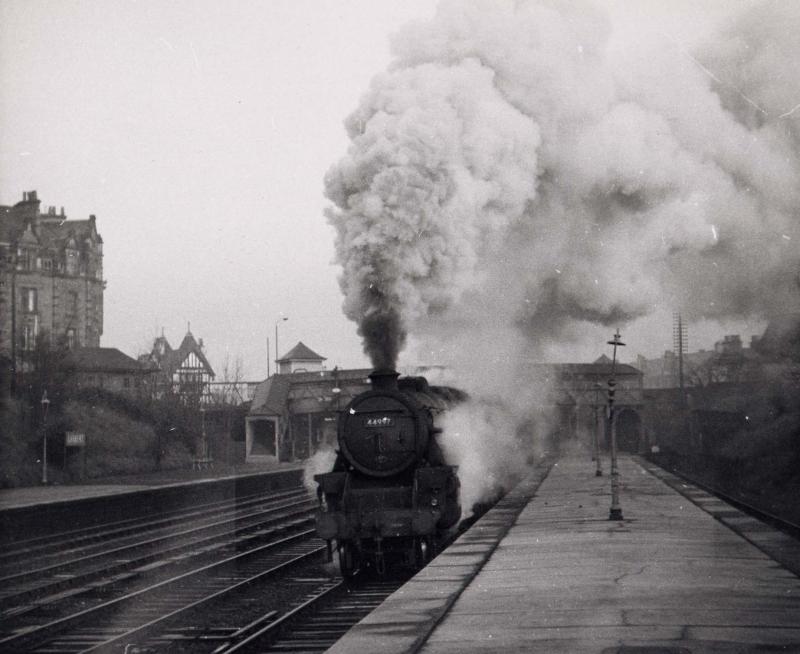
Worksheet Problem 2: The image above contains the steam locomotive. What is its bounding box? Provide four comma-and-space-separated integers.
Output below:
314, 370, 462, 577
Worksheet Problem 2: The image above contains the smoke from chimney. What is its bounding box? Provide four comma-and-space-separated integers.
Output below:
324, 0, 800, 505
326, 0, 799, 368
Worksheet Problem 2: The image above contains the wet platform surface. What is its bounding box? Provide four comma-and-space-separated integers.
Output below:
329, 455, 800, 654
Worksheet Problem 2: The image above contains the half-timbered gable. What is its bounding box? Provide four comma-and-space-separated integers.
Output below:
141, 329, 215, 403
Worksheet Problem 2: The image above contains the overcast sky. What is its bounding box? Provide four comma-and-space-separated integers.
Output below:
1, 0, 765, 379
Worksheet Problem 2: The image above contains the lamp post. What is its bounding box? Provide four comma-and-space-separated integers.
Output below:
41, 391, 50, 484
200, 406, 207, 462
607, 329, 625, 521
593, 382, 603, 477
275, 316, 288, 373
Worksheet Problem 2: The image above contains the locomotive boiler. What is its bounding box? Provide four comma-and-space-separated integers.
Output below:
314, 369, 462, 577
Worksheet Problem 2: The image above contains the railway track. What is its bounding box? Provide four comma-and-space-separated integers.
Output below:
2, 466, 509, 652
0, 529, 326, 653
0, 487, 310, 570
0, 488, 314, 611
205, 577, 403, 654
0, 484, 330, 653
645, 457, 800, 539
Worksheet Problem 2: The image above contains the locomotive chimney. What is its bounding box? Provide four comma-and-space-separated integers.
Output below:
369, 369, 400, 391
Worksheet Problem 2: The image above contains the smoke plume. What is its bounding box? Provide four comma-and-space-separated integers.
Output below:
325, 0, 800, 504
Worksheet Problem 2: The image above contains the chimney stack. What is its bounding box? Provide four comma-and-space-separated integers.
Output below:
369, 369, 400, 390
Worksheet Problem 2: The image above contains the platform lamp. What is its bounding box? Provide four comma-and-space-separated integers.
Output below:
607, 329, 625, 521
275, 316, 288, 373
200, 405, 207, 462
593, 382, 603, 477
41, 390, 50, 484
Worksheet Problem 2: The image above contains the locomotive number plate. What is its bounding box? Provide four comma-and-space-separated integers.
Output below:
365, 416, 395, 428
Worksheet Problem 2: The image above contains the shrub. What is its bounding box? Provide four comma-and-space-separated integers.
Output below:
62, 400, 178, 478
0, 399, 41, 487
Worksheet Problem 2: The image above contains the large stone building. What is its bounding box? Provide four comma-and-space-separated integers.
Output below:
0, 191, 104, 372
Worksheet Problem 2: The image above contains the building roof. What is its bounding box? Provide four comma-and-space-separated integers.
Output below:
144, 330, 216, 378
0, 191, 102, 248
250, 375, 293, 416
277, 341, 326, 363
249, 368, 373, 416
69, 347, 146, 373
533, 359, 642, 378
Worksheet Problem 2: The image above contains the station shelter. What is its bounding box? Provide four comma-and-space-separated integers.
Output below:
245, 344, 373, 462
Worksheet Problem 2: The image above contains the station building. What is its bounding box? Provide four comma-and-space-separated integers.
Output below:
246, 369, 375, 463
534, 356, 645, 453
246, 345, 372, 463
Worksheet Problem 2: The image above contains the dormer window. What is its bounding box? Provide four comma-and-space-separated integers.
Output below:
65, 249, 78, 275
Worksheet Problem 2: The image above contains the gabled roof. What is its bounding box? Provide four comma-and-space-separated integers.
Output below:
69, 347, 146, 373
38, 217, 103, 247
277, 341, 326, 363
146, 331, 215, 378
250, 375, 292, 415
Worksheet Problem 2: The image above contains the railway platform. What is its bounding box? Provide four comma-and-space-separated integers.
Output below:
328, 454, 800, 654
0, 462, 300, 511
0, 463, 304, 543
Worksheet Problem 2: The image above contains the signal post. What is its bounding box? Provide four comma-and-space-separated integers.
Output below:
607, 330, 625, 521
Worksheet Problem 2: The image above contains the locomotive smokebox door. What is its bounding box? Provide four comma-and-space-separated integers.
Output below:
338, 370, 430, 477
341, 399, 419, 475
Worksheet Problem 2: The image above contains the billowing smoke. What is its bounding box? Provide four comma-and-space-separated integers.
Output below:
325, 0, 800, 505
303, 445, 338, 494
325, 54, 541, 369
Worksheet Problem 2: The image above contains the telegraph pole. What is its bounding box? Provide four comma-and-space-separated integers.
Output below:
607, 329, 625, 521
593, 382, 603, 477
673, 312, 688, 404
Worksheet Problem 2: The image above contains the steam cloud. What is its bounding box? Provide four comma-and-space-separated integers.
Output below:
325, 1, 800, 503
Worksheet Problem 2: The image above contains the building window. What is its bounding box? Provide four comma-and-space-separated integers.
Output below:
66, 250, 78, 275
66, 328, 76, 350
22, 321, 38, 351
21, 288, 38, 313
68, 291, 79, 315
43, 259, 52, 271
124, 377, 131, 388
